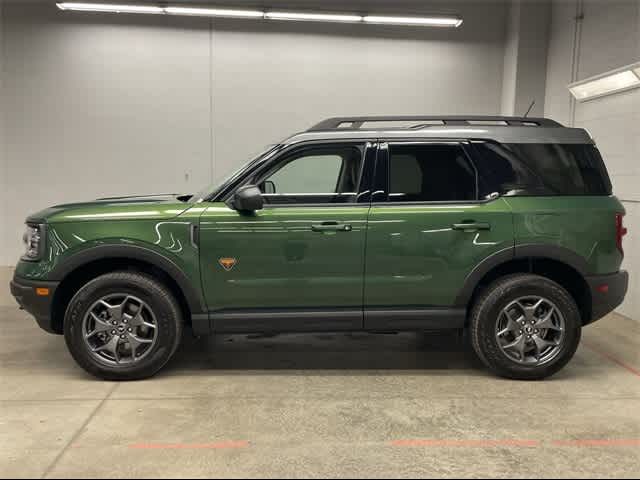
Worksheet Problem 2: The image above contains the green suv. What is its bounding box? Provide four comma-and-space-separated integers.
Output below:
10, 116, 628, 380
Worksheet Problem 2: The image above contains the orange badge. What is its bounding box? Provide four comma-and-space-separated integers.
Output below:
218, 258, 237, 271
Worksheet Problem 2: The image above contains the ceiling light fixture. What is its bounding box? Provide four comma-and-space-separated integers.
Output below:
363, 15, 462, 27
56, 2, 163, 14
56, 3, 463, 28
568, 62, 640, 102
264, 11, 363, 23
164, 7, 263, 18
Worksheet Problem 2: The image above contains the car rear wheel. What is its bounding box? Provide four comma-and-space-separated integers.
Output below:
470, 273, 581, 380
64, 271, 183, 380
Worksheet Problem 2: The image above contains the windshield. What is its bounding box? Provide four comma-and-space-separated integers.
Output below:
192, 145, 282, 202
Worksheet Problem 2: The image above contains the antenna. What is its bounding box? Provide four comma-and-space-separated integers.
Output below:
523, 99, 536, 118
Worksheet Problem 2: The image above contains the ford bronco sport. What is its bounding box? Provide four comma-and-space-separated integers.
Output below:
10, 116, 628, 380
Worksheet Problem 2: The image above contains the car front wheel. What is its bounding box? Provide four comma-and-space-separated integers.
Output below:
64, 271, 183, 380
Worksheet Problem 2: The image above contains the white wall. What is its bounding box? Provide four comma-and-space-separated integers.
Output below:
501, 0, 520, 115
0, 0, 508, 265
501, 0, 550, 117
1, 2, 212, 265
210, 10, 507, 180
0, 0, 5, 270
545, 0, 640, 320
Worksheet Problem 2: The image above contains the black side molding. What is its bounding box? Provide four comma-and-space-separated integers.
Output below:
205, 307, 466, 335
191, 313, 210, 336
364, 308, 465, 331
211, 308, 362, 333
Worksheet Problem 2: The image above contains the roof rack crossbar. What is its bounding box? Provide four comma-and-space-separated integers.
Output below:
308, 116, 562, 131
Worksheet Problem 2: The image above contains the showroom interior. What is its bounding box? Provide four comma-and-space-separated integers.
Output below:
0, 0, 639, 478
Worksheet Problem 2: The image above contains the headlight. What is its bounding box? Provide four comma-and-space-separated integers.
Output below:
22, 224, 44, 261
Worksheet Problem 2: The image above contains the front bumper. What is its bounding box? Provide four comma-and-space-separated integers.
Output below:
585, 270, 628, 324
10, 276, 60, 334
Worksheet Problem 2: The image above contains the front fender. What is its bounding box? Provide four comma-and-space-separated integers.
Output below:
14, 219, 205, 315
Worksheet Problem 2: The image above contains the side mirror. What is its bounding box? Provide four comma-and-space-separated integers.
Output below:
231, 184, 264, 213
263, 180, 276, 194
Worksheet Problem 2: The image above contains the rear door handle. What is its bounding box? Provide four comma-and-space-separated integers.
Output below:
311, 222, 352, 232
451, 222, 491, 231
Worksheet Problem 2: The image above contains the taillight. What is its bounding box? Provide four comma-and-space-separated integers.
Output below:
615, 213, 627, 254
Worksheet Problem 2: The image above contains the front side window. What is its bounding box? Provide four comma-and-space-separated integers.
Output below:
256, 144, 364, 204
388, 143, 477, 202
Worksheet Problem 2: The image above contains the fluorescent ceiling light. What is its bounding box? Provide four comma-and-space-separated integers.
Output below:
569, 71, 639, 100
363, 15, 462, 27
164, 7, 263, 18
55, 3, 464, 28
56, 3, 163, 14
265, 11, 363, 23
569, 63, 640, 101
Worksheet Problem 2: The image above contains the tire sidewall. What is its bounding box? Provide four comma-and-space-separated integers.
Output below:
64, 273, 181, 379
472, 275, 581, 380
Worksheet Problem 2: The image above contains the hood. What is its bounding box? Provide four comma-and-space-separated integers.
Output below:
26, 194, 194, 223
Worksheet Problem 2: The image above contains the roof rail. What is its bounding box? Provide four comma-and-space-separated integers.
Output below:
307, 116, 563, 131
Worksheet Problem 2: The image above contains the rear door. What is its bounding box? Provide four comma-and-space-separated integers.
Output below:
363, 140, 514, 330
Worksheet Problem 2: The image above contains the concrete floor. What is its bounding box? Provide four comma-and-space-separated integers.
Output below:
0, 305, 639, 479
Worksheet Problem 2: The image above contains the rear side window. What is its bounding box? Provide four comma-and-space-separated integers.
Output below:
473, 142, 612, 198
388, 144, 477, 202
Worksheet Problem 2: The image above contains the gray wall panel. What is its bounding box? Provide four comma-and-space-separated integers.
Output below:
1, 1, 507, 264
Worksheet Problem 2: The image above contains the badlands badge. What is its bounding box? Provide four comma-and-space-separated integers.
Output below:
218, 257, 237, 271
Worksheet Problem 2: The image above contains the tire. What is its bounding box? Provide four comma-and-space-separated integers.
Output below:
64, 271, 183, 380
470, 273, 581, 380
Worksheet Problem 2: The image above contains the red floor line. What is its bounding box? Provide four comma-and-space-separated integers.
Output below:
552, 439, 640, 447
391, 439, 539, 447
128, 440, 249, 450
582, 341, 640, 378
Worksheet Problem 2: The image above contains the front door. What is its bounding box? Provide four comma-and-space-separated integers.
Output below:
363, 141, 514, 329
199, 141, 376, 332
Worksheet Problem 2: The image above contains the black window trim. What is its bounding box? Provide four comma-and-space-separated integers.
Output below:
220, 139, 378, 208
372, 139, 497, 206
206, 144, 284, 203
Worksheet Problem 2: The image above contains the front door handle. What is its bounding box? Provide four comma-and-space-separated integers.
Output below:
451, 222, 491, 231
311, 222, 352, 232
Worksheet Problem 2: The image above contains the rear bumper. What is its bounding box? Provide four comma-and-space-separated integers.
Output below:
9, 276, 60, 334
585, 270, 628, 324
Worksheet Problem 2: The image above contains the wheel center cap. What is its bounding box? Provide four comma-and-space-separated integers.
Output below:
526, 326, 533, 333
117, 325, 126, 333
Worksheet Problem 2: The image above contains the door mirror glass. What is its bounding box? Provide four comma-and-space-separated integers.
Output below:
262, 180, 276, 194
231, 184, 264, 212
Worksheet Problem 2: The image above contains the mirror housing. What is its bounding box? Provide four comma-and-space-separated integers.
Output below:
231, 184, 264, 213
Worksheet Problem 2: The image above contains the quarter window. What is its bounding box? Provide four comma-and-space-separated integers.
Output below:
473, 142, 612, 197
388, 144, 477, 202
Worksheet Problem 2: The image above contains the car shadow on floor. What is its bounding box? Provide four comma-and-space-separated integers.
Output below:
164, 328, 487, 374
